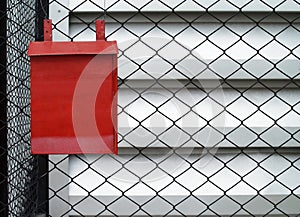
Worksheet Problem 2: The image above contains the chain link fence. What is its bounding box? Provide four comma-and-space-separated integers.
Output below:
3, 0, 38, 216
2, 0, 300, 216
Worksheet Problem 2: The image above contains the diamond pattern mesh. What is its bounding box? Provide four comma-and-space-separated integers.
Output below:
3, 0, 300, 216
6, 0, 38, 216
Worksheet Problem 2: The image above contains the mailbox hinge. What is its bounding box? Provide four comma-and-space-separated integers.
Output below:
44, 19, 52, 41
96, 20, 105, 41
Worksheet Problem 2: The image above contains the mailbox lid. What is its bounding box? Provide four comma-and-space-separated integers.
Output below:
28, 41, 118, 56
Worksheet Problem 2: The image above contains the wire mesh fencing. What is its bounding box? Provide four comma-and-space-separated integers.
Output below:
3, 0, 300, 216
47, 0, 300, 216
4, 0, 38, 216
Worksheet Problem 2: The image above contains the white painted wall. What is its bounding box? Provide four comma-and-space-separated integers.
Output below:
49, 1, 300, 216
68, 0, 300, 12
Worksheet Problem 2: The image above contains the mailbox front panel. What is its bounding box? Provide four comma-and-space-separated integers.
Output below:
31, 54, 117, 154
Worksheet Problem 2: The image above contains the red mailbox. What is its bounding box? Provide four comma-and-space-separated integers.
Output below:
28, 20, 118, 154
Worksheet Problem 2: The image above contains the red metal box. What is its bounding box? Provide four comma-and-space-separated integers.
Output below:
28, 20, 118, 154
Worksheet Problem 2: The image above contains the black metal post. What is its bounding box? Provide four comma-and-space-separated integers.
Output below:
36, 0, 49, 215
0, 0, 8, 216
36, 0, 49, 40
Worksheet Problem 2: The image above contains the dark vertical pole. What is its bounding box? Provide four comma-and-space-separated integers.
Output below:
0, 0, 8, 216
36, 0, 49, 41
35, 0, 49, 215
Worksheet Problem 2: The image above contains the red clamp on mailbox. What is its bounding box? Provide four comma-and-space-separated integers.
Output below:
28, 19, 118, 154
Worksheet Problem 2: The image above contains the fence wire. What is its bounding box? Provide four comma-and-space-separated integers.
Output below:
3, 0, 300, 216
5, 0, 38, 216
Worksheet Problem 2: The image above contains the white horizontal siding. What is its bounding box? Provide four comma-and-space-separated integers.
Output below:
49, 5, 300, 217
115, 83, 299, 160
68, 152, 300, 216
69, 0, 300, 12
69, 22, 300, 81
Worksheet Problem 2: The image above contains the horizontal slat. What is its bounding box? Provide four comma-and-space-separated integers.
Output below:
117, 147, 300, 155
69, 22, 300, 82
69, 152, 300, 196
116, 58, 300, 81
118, 79, 300, 89
70, 12, 300, 23
68, 152, 300, 215
68, 0, 300, 12
69, 195, 300, 216
118, 127, 300, 148
116, 87, 300, 148
118, 88, 300, 122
